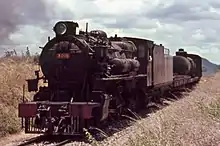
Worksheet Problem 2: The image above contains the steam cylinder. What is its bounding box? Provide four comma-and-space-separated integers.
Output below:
173, 56, 191, 75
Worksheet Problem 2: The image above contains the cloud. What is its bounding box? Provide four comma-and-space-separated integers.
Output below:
147, 1, 220, 21
143, 0, 220, 63
0, 0, 48, 42
0, 0, 220, 64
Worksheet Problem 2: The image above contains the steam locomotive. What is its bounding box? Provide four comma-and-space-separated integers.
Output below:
18, 21, 202, 136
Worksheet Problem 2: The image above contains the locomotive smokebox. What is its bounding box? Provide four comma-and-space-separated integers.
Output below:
173, 56, 192, 75
39, 36, 90, 85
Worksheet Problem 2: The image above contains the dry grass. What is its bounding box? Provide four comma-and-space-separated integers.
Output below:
97, 73, 220, 146
125, 74, 220, 146
0, 57, 37, 136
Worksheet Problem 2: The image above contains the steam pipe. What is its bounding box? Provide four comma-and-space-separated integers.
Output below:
85, 22, 88, 34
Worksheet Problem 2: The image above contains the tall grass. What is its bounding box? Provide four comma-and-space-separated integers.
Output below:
0, 57, 37, 136
124, 74, 220, 146
96, 73, 220, 146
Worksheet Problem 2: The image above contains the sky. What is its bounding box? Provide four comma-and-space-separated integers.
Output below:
0, 0, 220, 64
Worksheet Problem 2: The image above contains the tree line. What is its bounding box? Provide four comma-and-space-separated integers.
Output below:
3, 47, 39, 64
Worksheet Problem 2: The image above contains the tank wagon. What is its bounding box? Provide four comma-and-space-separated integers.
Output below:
18, 21, 202, 136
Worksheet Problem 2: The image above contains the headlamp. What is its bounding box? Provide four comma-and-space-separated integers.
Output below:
54, 23, 67, 35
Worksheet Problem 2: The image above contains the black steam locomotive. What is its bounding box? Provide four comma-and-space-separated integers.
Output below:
18, 21, 202, 135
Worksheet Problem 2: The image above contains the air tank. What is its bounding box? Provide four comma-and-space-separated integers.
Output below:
109, 58, 140, 74
173, 56, 191, 75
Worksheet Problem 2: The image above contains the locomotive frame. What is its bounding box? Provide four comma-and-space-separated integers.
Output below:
18, 21, 202, 136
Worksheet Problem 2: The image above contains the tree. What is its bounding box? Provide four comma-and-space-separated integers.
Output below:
4, 49, 17, 57
26, 47, 31, 57
13, 49, 17, 56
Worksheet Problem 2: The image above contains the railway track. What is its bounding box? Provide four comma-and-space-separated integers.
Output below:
17, 135, 44, 146
17, 135, 79, 146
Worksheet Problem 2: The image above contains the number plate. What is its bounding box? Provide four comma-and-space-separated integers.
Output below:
56, 53, 70, 59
